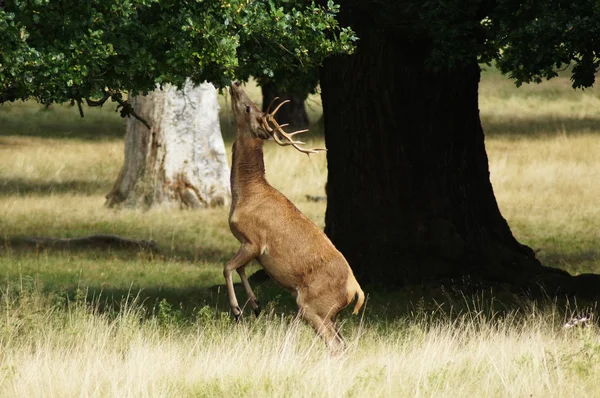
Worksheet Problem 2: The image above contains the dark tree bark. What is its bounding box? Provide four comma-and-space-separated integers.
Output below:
261, 82, 309, 130
320, 25, 544, 287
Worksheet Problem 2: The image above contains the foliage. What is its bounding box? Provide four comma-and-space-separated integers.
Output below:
489, 1, 600, 88
357, 0, 600, 88
0, 0, 356, 110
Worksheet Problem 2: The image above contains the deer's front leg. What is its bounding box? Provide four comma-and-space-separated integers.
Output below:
223, 244, 258, 321
237, 266, 261, 317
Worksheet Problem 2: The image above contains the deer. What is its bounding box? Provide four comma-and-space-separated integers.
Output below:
224, 81, 365, 350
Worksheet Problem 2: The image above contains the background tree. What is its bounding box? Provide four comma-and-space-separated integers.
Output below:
320, 0, 600, 292
258, 70, 319, 130
105, 80, 231, 209
260, 81, 309, 130
1, 0, 355, 208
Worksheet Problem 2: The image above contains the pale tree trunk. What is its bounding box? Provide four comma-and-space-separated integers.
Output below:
106, 80, 230, 209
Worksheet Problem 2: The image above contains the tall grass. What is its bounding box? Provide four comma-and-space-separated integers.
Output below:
0, 286, 598, 397
1, 72, 600, 396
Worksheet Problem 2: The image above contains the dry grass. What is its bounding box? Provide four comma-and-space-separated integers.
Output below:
1, 72, 600, 396
0, 289, 598, 397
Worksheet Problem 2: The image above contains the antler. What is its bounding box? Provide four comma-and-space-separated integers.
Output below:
260, 98, 326, 155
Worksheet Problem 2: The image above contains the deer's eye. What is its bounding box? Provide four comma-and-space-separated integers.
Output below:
245, 106, 251, 114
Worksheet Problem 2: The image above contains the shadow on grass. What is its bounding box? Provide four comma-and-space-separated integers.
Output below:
0, 102, 124, 141
76, 281, 296, 319
1, 241, 331, 320
1, 239, 233, 268
3, 242, 596, 326
483, 116, 600, 136
0, 177, 112, 196
42, 275, 599, 329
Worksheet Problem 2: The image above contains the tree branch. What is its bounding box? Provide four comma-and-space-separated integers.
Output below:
111, 94, 151, 130
85, 90, 151, 130
76, 99, 84, 118
85, 92, 111, 107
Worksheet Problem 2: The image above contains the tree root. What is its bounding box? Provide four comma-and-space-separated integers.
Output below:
529, 268, 600, 301
3, 234, 157, 251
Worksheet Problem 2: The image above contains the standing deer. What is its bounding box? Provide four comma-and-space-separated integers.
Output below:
224, 82, 365, 350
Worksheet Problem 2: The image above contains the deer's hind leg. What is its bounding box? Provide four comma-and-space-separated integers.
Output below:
224, 244, 259, 321
297, 294, 345, 352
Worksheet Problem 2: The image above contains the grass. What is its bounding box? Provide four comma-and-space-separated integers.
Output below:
1, 72, 600, 396
1, 287, 599, 397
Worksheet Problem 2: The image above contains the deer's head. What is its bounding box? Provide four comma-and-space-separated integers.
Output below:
230, 82, 326, 155
230, 81, 270, 139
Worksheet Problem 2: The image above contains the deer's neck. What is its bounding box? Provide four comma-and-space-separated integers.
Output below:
230, 133, 268, 207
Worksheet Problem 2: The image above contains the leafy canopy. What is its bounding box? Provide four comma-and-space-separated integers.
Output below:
357, 0, 600, 88
0, 0, 356, 106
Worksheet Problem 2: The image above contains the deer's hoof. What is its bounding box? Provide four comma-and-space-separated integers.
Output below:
233, 306, 242, 323
253, 306, 261, 317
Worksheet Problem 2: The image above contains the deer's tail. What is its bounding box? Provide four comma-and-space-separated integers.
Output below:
352, 281, 365, 315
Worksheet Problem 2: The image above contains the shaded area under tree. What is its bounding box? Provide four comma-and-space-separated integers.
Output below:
319, 5, 600, 300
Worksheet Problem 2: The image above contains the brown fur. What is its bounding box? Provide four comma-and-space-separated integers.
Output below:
223, 82, 365, 350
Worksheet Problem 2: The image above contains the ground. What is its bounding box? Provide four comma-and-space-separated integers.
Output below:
0, 71, 600, 396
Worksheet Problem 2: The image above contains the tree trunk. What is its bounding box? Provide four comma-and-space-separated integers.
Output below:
106, 80, 230, 208
320, 30, 543, 286
261, 82, 309, 129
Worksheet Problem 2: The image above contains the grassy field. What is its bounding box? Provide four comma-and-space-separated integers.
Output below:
1, 72, 600, 396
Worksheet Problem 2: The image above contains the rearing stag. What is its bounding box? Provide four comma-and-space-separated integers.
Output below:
224, 82, 365, 350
